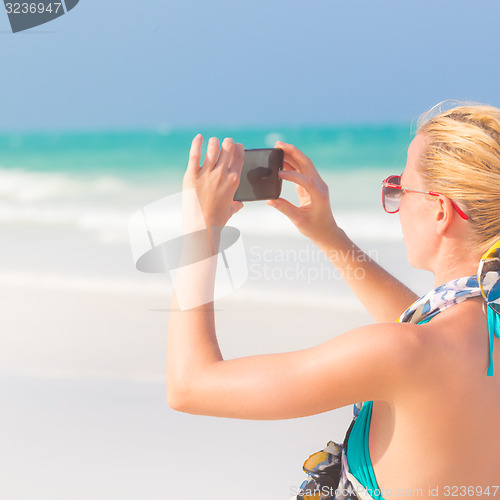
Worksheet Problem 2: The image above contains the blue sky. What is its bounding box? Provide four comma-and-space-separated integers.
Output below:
1, 0, 499, 130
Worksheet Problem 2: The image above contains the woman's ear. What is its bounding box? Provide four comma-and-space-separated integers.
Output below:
435, 195, 453, 235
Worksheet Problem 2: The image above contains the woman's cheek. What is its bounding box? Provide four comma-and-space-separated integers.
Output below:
399, 200, 423, 268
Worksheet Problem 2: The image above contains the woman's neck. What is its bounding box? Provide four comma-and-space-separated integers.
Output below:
432, 247, 481, 288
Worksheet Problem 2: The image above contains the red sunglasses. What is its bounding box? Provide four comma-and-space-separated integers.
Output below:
381, 175, 469, 220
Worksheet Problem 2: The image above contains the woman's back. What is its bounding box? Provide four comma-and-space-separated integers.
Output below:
166, 102, 500, 500
371, 298, 500, 496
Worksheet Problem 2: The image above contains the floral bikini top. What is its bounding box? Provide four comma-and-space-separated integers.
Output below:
294, 241, 500, 500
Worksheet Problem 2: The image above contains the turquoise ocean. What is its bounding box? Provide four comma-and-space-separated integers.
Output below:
0, 124, 413, 239
0, 124, 433, 313
0, 125, 412, 176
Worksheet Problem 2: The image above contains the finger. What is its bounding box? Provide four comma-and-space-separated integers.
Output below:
278, 169, 315, 192
281, 164, 307, 204
266, 197, 302, 224
278, 149, 305, 175
213, 137, 235, 170
201, 137, 220, 171
229, 200, 244, 217
227, 143, 245, 176
275, 141, 316, 176
186, 134, 203, 176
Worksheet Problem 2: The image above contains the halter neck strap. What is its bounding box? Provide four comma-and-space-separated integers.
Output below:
398, 239, 500, 377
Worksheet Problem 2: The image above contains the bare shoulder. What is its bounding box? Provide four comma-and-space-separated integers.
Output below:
411, 297, 489, 377
317, 298, 488, 408
301, 319, 432, 407
325, 301, 488, 409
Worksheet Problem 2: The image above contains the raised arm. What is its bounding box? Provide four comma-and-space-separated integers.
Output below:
169, 300, 426, 420
166, 135, 426, 420
313, 228, 418, 323
266, 141, 418, 323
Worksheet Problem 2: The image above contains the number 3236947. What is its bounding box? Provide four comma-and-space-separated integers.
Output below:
5, 3, 63, 14
443, 486, 499, 496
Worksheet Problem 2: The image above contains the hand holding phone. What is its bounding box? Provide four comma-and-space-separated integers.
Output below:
233, 148, 284, 202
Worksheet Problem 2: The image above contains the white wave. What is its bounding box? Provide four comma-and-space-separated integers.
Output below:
0, 201, 402, 245
335, 211, 403, 242
0, 167, 129, 203
232, 204, 403, 242
0, 166, 402, 243
0, 270, 362, 311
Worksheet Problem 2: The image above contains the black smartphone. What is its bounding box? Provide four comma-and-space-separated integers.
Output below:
233, 148, 284, 202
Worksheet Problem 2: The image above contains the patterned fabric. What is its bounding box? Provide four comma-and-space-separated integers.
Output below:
294, 240, 500, 500
397, 275, 481, 325
478, 240, 500, 315
399, 239, 500, 376
295, 403, 362, 500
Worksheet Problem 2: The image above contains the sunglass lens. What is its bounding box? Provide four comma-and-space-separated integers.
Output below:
383, 175, 402, 213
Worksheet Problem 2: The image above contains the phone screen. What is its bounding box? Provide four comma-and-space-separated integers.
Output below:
233, 148, 284, 202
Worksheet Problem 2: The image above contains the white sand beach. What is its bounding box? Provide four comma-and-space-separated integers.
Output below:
0, 174, 435, 499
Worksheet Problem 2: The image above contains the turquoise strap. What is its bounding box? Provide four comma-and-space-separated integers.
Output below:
345, 401, 383, 500
487, 306, 500, 377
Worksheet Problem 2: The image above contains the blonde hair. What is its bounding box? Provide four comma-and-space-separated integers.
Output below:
416, 100, 500, 255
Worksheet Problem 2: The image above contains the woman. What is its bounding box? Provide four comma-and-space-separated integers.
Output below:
166, 103, 500, 499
